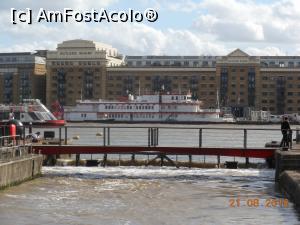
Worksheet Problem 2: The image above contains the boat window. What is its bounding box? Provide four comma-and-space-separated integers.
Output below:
29, 112, 39, 121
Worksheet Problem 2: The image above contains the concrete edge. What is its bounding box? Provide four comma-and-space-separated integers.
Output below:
279, 170, 300, 206
0, 173, 42, 191
0, 155, 43, 190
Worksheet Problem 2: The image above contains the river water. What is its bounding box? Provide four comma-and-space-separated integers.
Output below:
0, 123, 299, 224
0, 167, 298, 225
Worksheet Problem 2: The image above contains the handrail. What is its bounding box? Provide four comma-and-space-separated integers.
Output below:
59, 125, 294, 131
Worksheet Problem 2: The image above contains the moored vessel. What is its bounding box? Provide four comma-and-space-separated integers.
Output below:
0, 99, 65, 126
64, 93, 234, 123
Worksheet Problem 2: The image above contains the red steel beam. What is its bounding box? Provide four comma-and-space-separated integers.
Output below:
32, 145, 276, 158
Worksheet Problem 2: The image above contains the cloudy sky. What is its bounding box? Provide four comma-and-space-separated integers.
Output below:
1, 0, 300, 56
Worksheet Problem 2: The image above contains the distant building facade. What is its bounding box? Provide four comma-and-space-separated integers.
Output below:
123, 49, 300, 116
46, 39, 124, 106
3, 39, 300, 116
0, 52, 46, 104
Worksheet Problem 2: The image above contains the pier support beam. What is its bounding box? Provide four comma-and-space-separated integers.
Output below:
146, 153, 179, 168
101, 154, 107, 167
75, 154, 80, 166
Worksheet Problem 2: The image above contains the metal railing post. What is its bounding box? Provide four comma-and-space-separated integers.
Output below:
23, 125, 26, 146
59, 127, 62, 146
103, 127, 106, 146
108, 127, 110, 146
150, 128, 153, 146
296, 129, 300, 144
64, 127, 68, 145
156, 128, 159, 146
148, 128, 150, 147
243, 129, 247, 149
199, 128, 202, 147
244, 129, 249, 167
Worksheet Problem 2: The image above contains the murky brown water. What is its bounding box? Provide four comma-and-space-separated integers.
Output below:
0, 167, 298, 225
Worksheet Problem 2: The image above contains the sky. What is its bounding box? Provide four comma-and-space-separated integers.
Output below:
1, 0, 300, 56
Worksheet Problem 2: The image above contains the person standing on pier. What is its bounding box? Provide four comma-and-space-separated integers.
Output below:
280, 116, 291, 148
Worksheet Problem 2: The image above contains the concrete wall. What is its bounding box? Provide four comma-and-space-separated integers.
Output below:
275, 150, 300, 181
0, 155, 43, 189
279, 171, 300, 206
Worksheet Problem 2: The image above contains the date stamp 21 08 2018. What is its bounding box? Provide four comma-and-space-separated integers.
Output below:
229, 197, 289, 208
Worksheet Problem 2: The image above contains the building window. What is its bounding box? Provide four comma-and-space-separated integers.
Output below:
287, 92, 293, 96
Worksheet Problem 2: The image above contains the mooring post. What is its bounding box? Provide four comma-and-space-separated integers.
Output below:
59, 127, 62, 146
244, 129, 249, 167
75, 154, 80, 166
64, 126, 67, 145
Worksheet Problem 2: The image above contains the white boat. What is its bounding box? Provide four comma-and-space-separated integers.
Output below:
0, 99, 65, 126
64, 93, 234, 123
